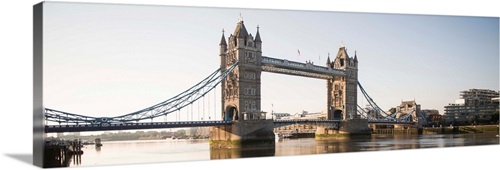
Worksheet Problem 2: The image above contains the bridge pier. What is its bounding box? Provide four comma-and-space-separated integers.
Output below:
209, 120, 275, 149
315, 119, 371, 139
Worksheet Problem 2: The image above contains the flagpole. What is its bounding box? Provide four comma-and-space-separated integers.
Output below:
272, 103, 274, 120
297, 49, 300, 61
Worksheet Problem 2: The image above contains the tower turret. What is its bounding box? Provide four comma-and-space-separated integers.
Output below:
255, 25, 262, 50
334, 44, 349, 69
354, 50, 358, 63
326, 55, 331, 66
232, 20, 248, 48
219, 29, 227, 54
220, 29, 228, 72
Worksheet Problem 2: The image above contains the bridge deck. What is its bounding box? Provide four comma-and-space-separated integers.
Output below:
45, 119, 414, 133
45, 121, 232, 133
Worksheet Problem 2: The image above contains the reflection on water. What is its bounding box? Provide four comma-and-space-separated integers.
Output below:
69, 134, 499, 167
74, 139, 211, 167
211, 147, 275, 159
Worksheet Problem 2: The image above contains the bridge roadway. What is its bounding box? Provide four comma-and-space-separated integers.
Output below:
45, 120, 232, 133
45, 119, 413, 133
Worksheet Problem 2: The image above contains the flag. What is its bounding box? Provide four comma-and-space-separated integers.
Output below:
297, 49, 300, 56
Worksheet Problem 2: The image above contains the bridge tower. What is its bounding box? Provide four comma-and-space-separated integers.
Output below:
326, 44, 358, 120
219, 19, 263, 121
211, 19, 274, 149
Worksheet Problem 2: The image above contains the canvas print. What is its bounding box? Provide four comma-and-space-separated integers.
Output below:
33, 1, 499, 168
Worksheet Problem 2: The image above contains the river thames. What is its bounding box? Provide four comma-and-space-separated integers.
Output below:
68, 133, 499, 167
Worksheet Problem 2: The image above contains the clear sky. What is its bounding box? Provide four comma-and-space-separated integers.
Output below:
43, 2, 499, 122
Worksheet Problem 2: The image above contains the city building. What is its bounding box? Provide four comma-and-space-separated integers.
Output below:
302, 111, 327, 120
429, 114, 443, 124
276, 110, 327, 120
359, 105, 385, 119
421, 109, 442, 125
272, 113, 291, 120
395, 101, 422, 122
444, 89, 499, 125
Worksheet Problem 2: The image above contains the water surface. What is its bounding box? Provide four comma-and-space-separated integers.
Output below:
70, 134, 499, 167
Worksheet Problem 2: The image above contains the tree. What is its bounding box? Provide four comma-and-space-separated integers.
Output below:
174, 129, 186, 137
491, 110, 499, 124
467, 118, 474, 125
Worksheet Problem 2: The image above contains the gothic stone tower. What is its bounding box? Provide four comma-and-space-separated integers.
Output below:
219, 20, 262, 121
211, 20, 274, 149
326, 44, 358, 120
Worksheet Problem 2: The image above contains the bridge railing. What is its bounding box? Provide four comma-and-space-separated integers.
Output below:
273, 119, 340, 123
45, 120, 233, 133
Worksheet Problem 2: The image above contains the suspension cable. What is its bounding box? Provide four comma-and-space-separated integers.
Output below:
358, 82, 394, 120
44, 62, 239, 124
208, 89, 210, 120
203, 95, 205, 120
213, 86, 216, 120
198, 98, 200, 120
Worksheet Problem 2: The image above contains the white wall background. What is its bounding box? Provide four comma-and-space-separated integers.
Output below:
0, 0, 499, 170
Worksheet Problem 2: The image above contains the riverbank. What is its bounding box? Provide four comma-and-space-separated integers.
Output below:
372, 128, 419, 135
370, 125, 499, 135
44, 139, 83, 168
422, 125, 499, 135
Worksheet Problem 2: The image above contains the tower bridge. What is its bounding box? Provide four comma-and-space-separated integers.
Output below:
43, 19, 426, 148
219, 20, 358, 122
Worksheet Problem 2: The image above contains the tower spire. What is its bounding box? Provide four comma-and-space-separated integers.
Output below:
326, 52, 331, 65
219, 29, 227, 46
255, 25, 262, 43
233, 16, 248, 38
354, 50, 358, 62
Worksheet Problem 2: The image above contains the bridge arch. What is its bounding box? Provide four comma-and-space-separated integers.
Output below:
333, 110, 343, 120
224, 105, 239, 121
